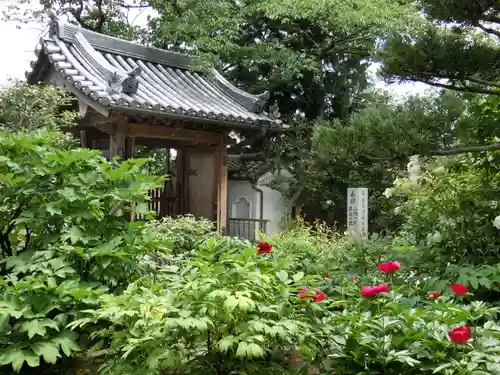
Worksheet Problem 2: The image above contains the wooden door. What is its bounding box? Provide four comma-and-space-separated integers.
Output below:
187, 149, 216, 220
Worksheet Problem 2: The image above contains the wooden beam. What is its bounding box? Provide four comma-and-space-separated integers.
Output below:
120, 122, 221, 145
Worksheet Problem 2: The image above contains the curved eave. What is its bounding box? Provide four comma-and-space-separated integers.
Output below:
26, 26, 283, 131
49, 17, 272, 116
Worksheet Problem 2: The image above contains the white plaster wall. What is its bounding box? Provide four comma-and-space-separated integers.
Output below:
227, 170, 290, 236
227, 180, 259, 219
257, 171, 290, 235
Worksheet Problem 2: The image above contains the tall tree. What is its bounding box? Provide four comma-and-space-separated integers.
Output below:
378, 0, 500, 152
145, 0, 422, 227
380, 0, 500, 96
4, 0, 150, 39
148, 0, 417, 122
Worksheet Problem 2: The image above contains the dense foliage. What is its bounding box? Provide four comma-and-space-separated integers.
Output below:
0, 130, 164, 374
0, 122, 497, 374
1, 0, 500, 373
380, 0, 500, 96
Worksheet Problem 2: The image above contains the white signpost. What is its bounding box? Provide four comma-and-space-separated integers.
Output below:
347, 188, 368, 238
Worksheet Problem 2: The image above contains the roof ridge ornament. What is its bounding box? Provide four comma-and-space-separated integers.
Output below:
47, 9, 60, 37
72, 32, 141, 94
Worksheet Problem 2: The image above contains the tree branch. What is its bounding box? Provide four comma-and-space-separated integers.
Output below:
477, 23, 500, 38
24, 224, 30, 252
404, 77, 500, 96
430, 142, 500, 155
0, 203, 25, 257
95, 0, 106, 33
359, 142, 500, 162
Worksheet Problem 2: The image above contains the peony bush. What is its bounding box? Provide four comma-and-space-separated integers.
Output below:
62, 235, 500, 375
1, 131, 498, 375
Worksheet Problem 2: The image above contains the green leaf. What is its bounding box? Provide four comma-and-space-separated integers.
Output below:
31, 342, 61, 364
479, 277, 492, 288
62, 226, 86, 245
332, 335, 346, 345
276, 270, 288, 283
482, 338, 500, 347
0, 348, 39, 372
433, 363, 453, 373
235, 342, 248, 357
0, 349, 22, 369
486, 363, 500, 374
223, 296, 239, 311
53, 331, 80, 356
246, 343, 264, 358
45, 203, 62, 216
218, 336, 235, 352
0, 314, 9, 333
23, 351, 40, 368
59, 187, 78, 202
20, 319, 59, 339
293, 271, 305, 282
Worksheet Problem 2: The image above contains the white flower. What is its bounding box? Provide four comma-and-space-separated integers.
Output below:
427, 231, 442, 244
394, 206, 402, 215
494, 215, 500, 230
438, 216, 455, 227
432, 232, 442, 243
383, 188, 393, 198
407, 159, 422, 182
489, 201, 498, 209
433, 166, 445, 175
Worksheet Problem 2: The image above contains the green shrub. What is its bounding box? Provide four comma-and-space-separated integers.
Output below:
388, 155, 500, 267
146, 215, 216, 255
0, 131, 164, 373
69, 235, 329, 375
66, 227, 500, 375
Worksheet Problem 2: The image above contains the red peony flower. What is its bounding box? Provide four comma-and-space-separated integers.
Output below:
450, 283, 468, 295
297, 288, 326, 302
448, 325, 472, 343
351, 275, 357, 281
428, 291, 441, 298
313, 290, 326, 302
360, 284, 390, 297
297, 287, 311, 299
378, 260, 401, 273
256, 241, 272, 254
327, 273, 332, 278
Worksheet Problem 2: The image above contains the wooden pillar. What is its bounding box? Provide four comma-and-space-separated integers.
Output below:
109, 124, 126, 159
124, 136, 136, 159
80, 129, 88, 148
176, 147, 190, 215
216, 136, 228, 232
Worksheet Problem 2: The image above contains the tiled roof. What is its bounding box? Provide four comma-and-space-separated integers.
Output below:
26, 12, 282, 129
227, 155, 269, 180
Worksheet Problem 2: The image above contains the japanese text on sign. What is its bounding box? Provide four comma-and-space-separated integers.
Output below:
347, 188, 368, 238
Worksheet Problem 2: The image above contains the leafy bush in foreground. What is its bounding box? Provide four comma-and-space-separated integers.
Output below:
69, 235, 500, 375
0, 131, 164, 373
146, 215, 216, 255
1, 131, 500, 375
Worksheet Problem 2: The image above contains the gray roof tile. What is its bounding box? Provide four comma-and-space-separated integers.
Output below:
227, 155, 269, 180
26, 12, 282, 128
